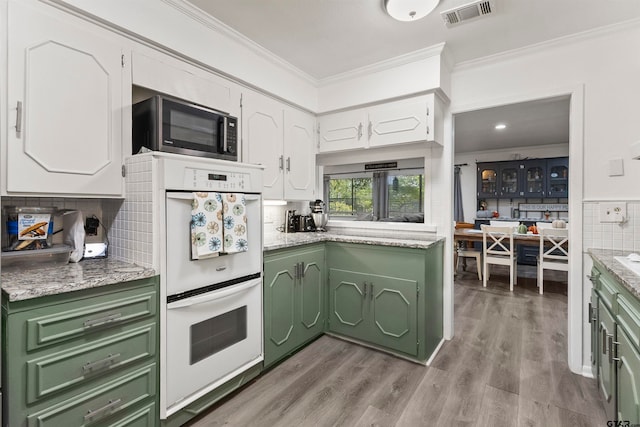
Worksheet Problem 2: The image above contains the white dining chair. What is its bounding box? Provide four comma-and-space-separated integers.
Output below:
537, 227, 569, 294
456, 246, 482, 280
481, 225, 517, 291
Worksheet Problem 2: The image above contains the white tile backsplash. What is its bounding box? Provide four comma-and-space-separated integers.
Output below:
583, 201, 640, 252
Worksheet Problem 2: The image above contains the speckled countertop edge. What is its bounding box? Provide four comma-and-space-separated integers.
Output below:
264, 232, 444, 252
588, 248, 640, 298
2, 258, 156, 302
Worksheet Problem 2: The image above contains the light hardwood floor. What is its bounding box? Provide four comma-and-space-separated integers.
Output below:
189, 262, 606, 427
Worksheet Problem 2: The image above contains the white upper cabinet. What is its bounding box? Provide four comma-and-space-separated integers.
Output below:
242, 90, 315, 201
283, 106, 316, 200
317, 93, 443, 154
5, 1, 129, 197
132, 50, 241, 118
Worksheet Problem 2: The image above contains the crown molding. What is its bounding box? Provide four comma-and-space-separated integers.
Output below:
318, 42, 447, 86
161, 0, 319, 86
454, 17, 640, 72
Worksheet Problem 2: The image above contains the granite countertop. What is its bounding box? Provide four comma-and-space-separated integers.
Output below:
589, 248, 640, 298
264, 231, 444, 252
1, 258, 156, 302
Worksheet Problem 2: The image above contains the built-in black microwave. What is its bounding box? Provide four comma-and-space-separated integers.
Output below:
132, 95, 238, 161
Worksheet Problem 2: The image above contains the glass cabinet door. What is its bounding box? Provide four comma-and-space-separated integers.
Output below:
523, 160, 546, 197
499, 163, 521, 198
546, 157, 568, 197
477, 164, 498, 197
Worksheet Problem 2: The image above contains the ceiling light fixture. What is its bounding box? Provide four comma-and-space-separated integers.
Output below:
384, 0, 441, 22
494, 123, 507, 130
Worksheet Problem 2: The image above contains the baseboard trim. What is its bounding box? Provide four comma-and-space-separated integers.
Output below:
426, 338, 446, 366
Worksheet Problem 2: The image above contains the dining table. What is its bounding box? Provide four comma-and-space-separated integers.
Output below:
453, 228, 559, 246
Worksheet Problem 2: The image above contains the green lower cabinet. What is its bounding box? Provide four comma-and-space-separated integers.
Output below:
327, 242, 443, 362
264, 245, 325, 368
329, 268, 418, 356
598, 299, 617, 421
590, 258, 640, 424
2, 277, 160, 427
617, 327, 640, 424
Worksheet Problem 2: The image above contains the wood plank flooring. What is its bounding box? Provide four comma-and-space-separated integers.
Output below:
189, 262, 606, 427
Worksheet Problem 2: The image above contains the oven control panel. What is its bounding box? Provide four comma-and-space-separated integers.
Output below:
184, 167, 249, 191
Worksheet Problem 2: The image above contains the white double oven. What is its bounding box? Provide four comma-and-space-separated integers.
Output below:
157, 155, 263, 419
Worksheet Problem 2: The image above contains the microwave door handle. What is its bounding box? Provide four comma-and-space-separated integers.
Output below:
222, 117, 228, 154
167, 279, 260, 309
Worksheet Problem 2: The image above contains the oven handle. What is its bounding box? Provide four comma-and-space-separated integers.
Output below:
167, 279, 260, 309
166, 193, 260, 201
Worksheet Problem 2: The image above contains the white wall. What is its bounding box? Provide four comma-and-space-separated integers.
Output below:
449, 22, 640, 375
454, 143, 569, 223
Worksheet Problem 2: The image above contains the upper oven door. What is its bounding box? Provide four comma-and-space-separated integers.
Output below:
161, 97, 222, 156
165, 191, 262, 296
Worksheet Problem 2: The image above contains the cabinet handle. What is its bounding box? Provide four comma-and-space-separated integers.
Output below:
602, 327, 607, 355
357, 123, 363, 140
299, 262, 305, 278
370, 283, 374, 301
83, 313, 122, 329
363, 282, 367, 299
608, 335, 620, 363
588, 303, 592, 323
367, 121, 372, 139
82, 353, 121, 373
279, 155, 284, 171
286, 157, 291, 172
15, 101, 23, 138
426, 125, 430, 135
294, 263, 299, 280
84, 398, 123, 422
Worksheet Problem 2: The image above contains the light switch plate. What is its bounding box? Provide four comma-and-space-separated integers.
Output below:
600, 202, 627, 223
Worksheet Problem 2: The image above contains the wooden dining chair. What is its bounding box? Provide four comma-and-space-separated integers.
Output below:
537, 227, 569, 294
481, 225, 517, 291
455, 222, 482, 280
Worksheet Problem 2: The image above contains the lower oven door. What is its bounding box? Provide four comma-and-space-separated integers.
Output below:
165, 277, 262, 414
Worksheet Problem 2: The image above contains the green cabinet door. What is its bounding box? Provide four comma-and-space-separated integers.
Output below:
598, 299, 617, 421
329, 268, 418, 356
617, 327, 640, 424
298, 248, 325, 343
590, 288, 599, 375
263, 253, 297, 368
263, 245, 325, 368
367, 273, 418, 356
328, 268, 368, 340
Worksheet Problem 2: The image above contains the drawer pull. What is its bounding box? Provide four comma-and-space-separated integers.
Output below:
82, 353, 121, 373
84, 398, 123, 422
83, 313, 122, 328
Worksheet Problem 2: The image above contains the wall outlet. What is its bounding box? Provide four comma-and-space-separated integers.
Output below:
600, 202, 627, 223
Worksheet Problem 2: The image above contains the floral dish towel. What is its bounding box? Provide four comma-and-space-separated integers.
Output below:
191, 192, 224, 260
221, 193, 248, 254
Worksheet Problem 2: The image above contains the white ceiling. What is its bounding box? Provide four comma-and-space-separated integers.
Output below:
185, 0, 639, 152
187, 0, 640, 80
453, 96, 570, 153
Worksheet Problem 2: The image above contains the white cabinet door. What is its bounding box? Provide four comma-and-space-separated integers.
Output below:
132, 50, 241, 118
317, 109, 367, 153
242, 91, 284, 200
367, 95, 431, 148
283, 107, 315, 200
6, 1, 126, 196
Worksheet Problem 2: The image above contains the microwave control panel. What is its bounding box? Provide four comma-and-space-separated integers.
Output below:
184, 167, 249, 192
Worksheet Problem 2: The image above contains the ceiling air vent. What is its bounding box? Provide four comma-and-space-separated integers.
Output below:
441, 0, 494, 27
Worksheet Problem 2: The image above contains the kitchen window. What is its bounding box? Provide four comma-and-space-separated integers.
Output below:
325, 168, 425, 222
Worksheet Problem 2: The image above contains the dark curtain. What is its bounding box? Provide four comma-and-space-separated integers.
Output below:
372, 171, 388, 220
454, 166, 465, 222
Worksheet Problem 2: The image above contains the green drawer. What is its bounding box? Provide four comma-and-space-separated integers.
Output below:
27, 363, 156, 427
617, 292, 640, 351
594, 268, 618, 311
111, 401, 156, 427
25, 288, 157, 351
27, 323, 156, 404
